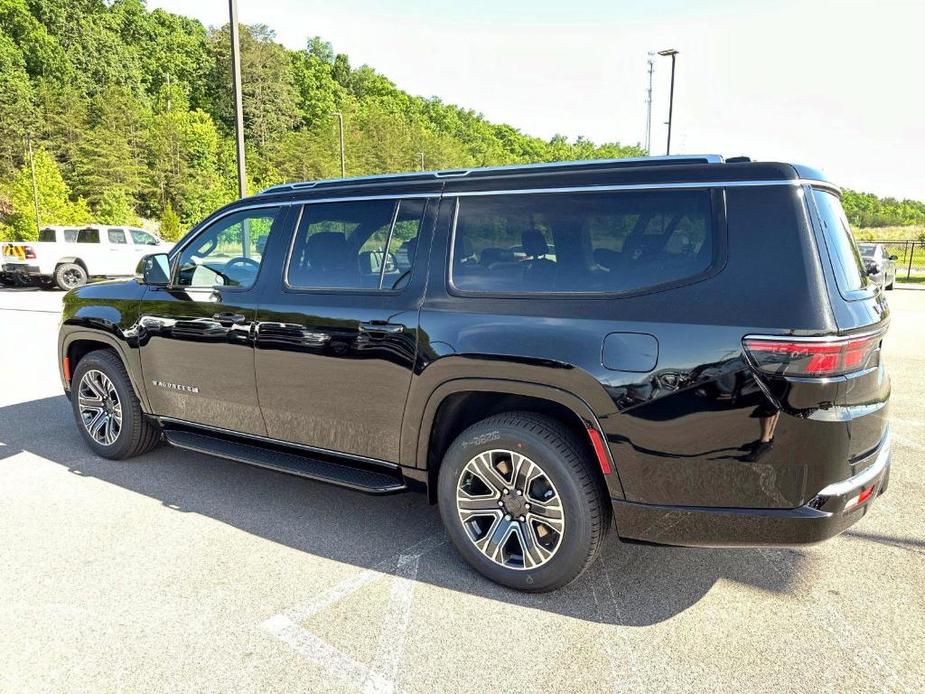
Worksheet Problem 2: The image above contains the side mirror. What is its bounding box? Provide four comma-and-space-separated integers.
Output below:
136, 253, 171, 285
889, 254, 898, 261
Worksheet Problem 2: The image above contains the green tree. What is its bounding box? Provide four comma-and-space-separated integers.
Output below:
96, 187, 137, 225
0, 26, 34, 177
0, 148, 89, 241
159, 200, 180, 241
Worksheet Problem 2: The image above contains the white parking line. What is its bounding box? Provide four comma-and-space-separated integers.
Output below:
260, 533, 446, 693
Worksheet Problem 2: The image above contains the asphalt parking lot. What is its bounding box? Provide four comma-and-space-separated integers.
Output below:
1, 285, 923, 693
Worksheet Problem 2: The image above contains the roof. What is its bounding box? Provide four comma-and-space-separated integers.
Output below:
257, 154, 731, 196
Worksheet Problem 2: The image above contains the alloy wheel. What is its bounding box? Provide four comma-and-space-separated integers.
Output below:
77, 369, 122, 446
62, 269, 82, 288
456, 449, 565, 570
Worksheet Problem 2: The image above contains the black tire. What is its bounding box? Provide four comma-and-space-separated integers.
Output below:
438, 412, 609, 592
70, 349, 161, 460
55, 262, 87, 291
886, 279, 894, 290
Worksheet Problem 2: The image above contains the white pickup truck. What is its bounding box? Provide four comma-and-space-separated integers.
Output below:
1, 225, 173, 290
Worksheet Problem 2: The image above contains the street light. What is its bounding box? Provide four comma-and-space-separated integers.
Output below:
657, 49, 679, 155
332, 111, 346, 177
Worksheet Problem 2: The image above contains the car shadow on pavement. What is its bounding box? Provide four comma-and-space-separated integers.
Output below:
0, 395, 809, 627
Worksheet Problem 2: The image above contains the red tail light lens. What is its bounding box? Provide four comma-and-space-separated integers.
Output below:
23, 246, 37, 259
743, 333, 882, 377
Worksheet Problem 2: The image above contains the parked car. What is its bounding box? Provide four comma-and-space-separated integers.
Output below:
857, 243, 897, 290
2, 225, 171, 290
57, 155, 891, 592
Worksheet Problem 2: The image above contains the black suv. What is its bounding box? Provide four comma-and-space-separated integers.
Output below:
58, 155, 892, 592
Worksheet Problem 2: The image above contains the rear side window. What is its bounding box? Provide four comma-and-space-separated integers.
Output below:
77, 228, 99, 244
813, 189, 868, 294
108, 229, 127, 244
451, 190, 715, 294
38, 228, 56, 242
63, 229, 79, 242
286, 199, 425, 291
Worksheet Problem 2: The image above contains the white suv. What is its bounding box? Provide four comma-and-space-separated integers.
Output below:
1, 225, 172, 290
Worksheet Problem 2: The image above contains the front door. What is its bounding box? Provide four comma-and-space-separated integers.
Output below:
254, 195, 435, 463
139, 205, 291, 436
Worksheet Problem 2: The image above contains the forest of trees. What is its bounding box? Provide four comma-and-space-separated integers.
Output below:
0, 0, 920, 242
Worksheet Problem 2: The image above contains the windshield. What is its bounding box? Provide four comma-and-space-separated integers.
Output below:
858, 244, 876, 258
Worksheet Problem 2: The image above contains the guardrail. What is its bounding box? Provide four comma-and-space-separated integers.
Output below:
866, 240, 924, 280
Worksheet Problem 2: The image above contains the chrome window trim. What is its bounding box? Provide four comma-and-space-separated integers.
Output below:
445, 178, 839, 198
743, 325, 887, 344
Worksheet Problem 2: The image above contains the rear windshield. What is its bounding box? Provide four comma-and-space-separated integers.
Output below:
812, 189, 868, 293
77, 228, 100, 244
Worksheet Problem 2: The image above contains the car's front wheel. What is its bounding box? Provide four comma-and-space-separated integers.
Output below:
438, 412, 609, 592
70, 350, 161, 459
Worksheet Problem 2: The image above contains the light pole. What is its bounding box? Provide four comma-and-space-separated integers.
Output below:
26, 135, 40, 236
418, 152, 425, 171
658, 49, 679, 155
229, 0, 247, 198
332, 111, 346, 177
644, 52, 655, 155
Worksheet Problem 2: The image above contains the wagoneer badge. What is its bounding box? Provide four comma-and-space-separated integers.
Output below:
151, 380, 200, 394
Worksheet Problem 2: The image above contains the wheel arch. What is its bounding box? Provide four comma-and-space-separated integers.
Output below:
60, 330, 151, 413
56, 257, 88, 273
411, 379, 623, 503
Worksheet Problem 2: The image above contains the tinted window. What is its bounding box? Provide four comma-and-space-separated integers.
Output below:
38, 228, 56, 242
108, 229, 127, 244
451, 190, 714, 294
813, 189, 867, 293
77, 228, 99, 244
130, 230, 158, 245
287, 199, 425, 290
176, 208, 281, 289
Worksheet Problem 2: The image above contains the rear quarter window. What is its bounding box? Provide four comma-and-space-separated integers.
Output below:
450, 189, 716, 295
812, 188, 868, 295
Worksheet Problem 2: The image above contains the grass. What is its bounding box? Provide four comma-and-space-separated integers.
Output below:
853, 225, 925, 243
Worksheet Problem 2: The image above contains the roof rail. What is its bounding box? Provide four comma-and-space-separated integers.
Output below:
257, 154, 726, 195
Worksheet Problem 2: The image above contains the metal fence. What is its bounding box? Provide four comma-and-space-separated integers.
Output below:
866, 240, 925, 280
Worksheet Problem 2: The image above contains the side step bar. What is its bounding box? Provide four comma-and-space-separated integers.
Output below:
163, 429, 407, 495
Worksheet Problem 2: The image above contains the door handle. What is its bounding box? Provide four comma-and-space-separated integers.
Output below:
359, 321, 404, 334
212, 312, 247, 325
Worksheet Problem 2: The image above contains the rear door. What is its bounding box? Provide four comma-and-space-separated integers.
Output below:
253, 194, 436, 463
104, 228, 131, 275
138, 204, 293, 436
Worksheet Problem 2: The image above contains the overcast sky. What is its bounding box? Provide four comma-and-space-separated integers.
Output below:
149, 0, 924, 200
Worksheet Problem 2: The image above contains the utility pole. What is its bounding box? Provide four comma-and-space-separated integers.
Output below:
644, 52, 655, 155
418, 152, 425, 171
332, 111, 346, 177
658, 49, 679, 155
26, 135, 40, 235
229, 0, 247, 198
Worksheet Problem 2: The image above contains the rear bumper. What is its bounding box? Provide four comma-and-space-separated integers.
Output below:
2, 262, 42, 276
614, 429, 891, 547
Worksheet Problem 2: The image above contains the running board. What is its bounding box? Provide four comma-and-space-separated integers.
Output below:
163, 429, 407, 494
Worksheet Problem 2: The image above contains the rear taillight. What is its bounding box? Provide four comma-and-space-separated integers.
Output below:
23, 246, 36, 259
742, 333, 882, 377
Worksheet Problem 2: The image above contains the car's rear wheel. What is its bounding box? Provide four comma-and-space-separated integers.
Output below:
55, 262, 87, 291
70, 350, 161, 460
438, 412, 609, 592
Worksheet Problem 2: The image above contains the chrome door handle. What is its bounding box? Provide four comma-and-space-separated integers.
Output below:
359, 321, 404, 334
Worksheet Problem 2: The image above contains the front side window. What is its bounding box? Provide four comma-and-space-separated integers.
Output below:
813, 189, 867, 294
175, 207, 281, 289
108, 229, 127, 244
451, 190, 714, 294
287, 199, 425, 290
131, 230, 158, 246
